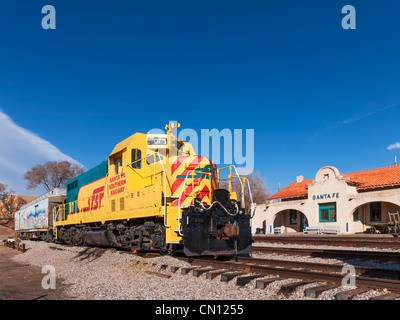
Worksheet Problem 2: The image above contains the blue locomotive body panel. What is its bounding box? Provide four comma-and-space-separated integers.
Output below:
66, 161, 108, 213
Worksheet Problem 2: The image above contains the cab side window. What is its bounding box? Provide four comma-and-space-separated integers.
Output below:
115, 157, 122, 174
131, 149, 142, 169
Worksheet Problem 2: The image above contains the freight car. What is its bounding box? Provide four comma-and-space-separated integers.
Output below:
54, 121, 254, 256
15, 188, 66, 241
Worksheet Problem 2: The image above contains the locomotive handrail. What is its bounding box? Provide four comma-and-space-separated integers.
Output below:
175, 165, 215, 235
53, 206, 58, 233
54, 194, 107, 223
154, 151, 169, 229
230, 164, 255, 216
217, 165, 255, 216
217, 165, 244, 195
217, 165, 244, 202
177, 168, 196, 236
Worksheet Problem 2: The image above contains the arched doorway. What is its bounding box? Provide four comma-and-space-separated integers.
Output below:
273, 209, 308, 234
350, 201, 400, 234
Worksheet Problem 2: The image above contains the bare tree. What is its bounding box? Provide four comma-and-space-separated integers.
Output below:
220, 170, 270, 212
0, 183, 27, 224
24, 160, 85, 192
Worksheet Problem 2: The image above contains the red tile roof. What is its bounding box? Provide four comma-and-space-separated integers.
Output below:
268, 179, 312, 200
269, 164, 400, 200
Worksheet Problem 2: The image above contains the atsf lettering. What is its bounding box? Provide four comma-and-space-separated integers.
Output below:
82, 186, 105, 212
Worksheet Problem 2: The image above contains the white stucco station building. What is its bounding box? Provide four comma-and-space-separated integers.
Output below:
253, 164, 400, 235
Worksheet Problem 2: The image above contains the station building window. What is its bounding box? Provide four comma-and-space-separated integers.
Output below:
370, 202, 382, 222
353, 209, 359, 222
319, 202, 337, 222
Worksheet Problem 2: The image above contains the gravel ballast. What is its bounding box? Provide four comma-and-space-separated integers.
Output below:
11, 241, 400, 300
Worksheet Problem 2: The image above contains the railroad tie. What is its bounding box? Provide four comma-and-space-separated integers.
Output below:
206, 269, 228, 280
369, 292, 400, 300
192, 268, 216, 277
236, 275, 264, 287
255, 277, 281, 289
305, 284, 339, 298
144, 271, 171, 279
170, 266, 180, 273
335, 287, 369, 300
279, 280, 311, 297
181, 267, 200, 275
220, 272, 246, 283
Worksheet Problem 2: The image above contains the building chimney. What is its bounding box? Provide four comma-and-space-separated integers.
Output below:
296, 175, 303, 183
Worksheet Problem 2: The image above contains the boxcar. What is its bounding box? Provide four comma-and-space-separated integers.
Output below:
15, 188, 66, 241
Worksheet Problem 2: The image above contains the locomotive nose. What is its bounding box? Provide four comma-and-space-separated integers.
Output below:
181, 189, 252, 257
171, 155, 218, 207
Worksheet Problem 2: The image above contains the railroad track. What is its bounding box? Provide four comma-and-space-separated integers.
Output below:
253, 235, 400, 249
11, 240, 400, 300
157, 254, 400, 300
47, 240, 400, 299
252, 246, 400, 262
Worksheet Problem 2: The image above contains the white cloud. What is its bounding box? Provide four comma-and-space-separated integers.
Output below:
387, 142, 400, 150
0, 109, 83, 195
310, 102, 400, 142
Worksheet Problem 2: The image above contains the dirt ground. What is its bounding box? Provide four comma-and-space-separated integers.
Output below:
0, 244, 71, 300
0, 225, 15, 237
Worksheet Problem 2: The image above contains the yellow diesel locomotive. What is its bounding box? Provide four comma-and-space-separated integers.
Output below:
54, 122, 253, 256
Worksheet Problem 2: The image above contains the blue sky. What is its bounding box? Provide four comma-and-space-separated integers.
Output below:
1, 1, 400, 196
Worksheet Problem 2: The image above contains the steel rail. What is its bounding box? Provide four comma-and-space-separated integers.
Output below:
252, 245, 400, 262
253, 235, 400, 249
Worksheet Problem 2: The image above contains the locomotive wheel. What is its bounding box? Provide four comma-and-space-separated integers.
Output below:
159, 243, 176, 256
71, 228, 83, 246
59, 228, 72, 245
167, 243, 177, 256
